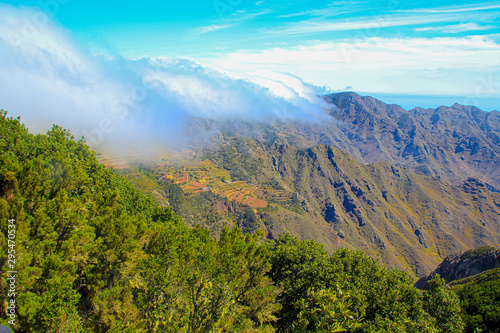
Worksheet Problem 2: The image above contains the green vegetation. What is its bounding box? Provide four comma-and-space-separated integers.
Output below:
424, 275, 464, 333
0, 111, 479, 332
202, 138, 264, 182
451, 268, 500, 333
461, 247, 497, 260
267, 233, 464, 333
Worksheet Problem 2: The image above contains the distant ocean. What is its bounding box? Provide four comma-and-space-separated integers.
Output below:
358, 93, 500, 112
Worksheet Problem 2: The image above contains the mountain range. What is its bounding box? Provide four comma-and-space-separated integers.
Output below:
323, 92, 500, 190
114, 92, 500, 277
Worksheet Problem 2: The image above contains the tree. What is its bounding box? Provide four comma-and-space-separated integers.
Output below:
267, 233, 437, 333
423, 275, 464, 333
293, 287, 361, 333
23, 274, 83, 332
0, 113, 166, 331
455, 268, 500, 333
138, 225, 280, 332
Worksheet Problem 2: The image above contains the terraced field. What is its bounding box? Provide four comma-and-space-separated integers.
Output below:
96, 153, 128, 169
158, 158, 270, 209
98, 148, 294, 210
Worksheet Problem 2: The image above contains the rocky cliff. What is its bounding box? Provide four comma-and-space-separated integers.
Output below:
201, 137, 500, 277
322, 92, 500, 189
415, 247, 500, 289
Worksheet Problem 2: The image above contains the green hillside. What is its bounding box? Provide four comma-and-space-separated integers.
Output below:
0, 111, 467, 332
451, 268, 500, 333
196, 135, 500, 277
96, 130, 500, 278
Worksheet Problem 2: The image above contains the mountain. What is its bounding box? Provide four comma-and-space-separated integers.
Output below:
195, 138, 500, 277
98, 93, 500, 278
242, 92, 500, 189
323, 92, 500, 189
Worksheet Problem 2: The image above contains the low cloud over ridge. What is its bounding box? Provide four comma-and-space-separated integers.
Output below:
0, 5, 330, 150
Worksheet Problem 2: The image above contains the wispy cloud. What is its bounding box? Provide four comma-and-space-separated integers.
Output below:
194, 8, 272, 34
396, 2, 500, 14
416, 22, 494, 33
194, 24, 234, 34
268, 13, 468, 36
203, 36, 500, 96
228, 8, 273, 20
276, 1, 369, 19
268, 0, 500, 37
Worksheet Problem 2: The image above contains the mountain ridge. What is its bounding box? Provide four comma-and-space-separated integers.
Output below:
93, 92, 500, 277
415, 246, 500, 289
322, 92, 500, 189
193, 137, 500, 277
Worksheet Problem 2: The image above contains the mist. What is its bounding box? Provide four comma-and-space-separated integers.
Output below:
0, 5, 332, 154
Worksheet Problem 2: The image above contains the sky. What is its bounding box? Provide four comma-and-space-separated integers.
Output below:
0, 0, 499, 147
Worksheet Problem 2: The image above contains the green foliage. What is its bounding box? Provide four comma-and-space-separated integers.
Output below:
159, 181, 185, 213
23, 274, 83, 332
0, 112, 156, 331
239, 206, 259, 233
423, 275, 464, 333
454, 268, 500, 333
267, 232, 438, 333
461, 247, 497, 260
138, 225, 280, 332
0, 111, 467, 332
293, 287, 361, 333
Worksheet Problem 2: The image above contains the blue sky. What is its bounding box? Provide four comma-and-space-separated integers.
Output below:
8, 0, 499, 58
0, 0, 499, 142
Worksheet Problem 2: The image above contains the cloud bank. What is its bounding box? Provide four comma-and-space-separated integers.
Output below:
203, 36, 500, 99
0, 5, 330, 151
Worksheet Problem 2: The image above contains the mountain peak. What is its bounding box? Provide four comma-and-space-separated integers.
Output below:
321, 92, 500, 188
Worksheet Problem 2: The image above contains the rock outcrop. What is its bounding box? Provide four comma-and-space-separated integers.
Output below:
415, 247, 500, 289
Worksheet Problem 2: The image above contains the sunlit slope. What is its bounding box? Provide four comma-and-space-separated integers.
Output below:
200, 137, 500, 277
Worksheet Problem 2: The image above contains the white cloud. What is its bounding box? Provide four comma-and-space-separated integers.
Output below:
397, 2, 500, 14
267, 0, 500, 37
276, 1, 369, 19
0, 5, 329, 150
201, 36, 500, 95
0, 5, 130, 133
191, 8, 272, 37
140, 57, 329, 121
416, 22, 494, 33
194, 24, 234, 34
268, 13, 470, 36
225, 8, 273, 21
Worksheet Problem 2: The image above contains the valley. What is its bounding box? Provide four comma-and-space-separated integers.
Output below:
96, 94, 500, 278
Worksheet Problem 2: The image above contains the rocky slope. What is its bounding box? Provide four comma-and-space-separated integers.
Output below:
201, 138, 500, 277
322, 92, 500, 189
415, 247, 500, 289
